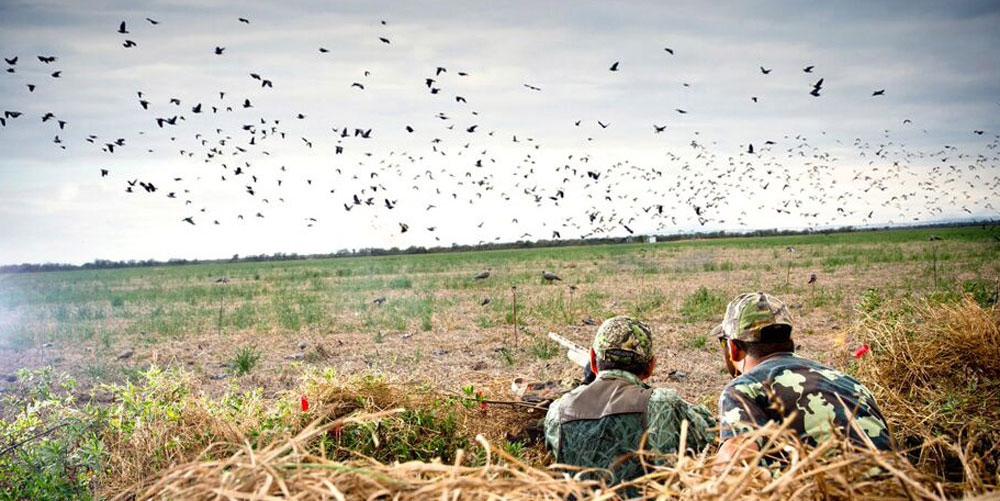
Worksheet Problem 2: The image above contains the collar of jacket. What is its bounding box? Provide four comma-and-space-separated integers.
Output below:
595, 369, 649, 388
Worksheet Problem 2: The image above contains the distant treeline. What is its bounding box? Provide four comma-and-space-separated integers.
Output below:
2, 220, 993, 274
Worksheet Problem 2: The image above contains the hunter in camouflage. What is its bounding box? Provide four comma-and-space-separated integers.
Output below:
714, 292, 893, 465
545, 316, 715, 484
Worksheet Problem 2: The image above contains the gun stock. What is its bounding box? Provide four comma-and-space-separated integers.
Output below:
548, 332, 590, 367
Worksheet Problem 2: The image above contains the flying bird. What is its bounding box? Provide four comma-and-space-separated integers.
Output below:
872, 89, 885, 96
118, 21, 128, 34
609, 61, 619, 71
760, 66, 772, 74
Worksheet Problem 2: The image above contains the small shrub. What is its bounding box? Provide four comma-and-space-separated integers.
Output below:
229, 346, 261, 376
498, 347, 516, 366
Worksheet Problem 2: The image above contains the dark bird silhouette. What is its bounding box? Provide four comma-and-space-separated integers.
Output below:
523, 83, 541, 91
541, 270, 562, 282
37, 56, 57, 64
810, 78, 824, 97
100, 169, 109, 177
319, 47, 329, 53
123, 40, 137, 48
760, 66, 772, 74
399, 222, 409, 233
872, 89, 885, 96
182, 216, 194, 225
146, 17, 159, 25
50, 71, 61, 78
215, 46, 225, 55
597, 121, 609, 128
379, 37, 390, 44
118, 21, 128, 34
803, 65, 814, 73
807, 273, 817, 285
663, 47, 674, 55
481, 297, 491, 306
238, 17, 250, 24
4, 57, 17, 65
609, 61, 619, 71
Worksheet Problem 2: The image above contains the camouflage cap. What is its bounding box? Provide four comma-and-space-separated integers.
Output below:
592, 316, 654, 365
717, 292, 794, 343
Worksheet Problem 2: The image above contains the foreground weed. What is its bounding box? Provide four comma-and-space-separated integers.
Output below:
229, 346, 261, 376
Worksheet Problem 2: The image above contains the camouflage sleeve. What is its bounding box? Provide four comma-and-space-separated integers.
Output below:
544, 397, 562, 460
718, 381, 769, 440
646, 388, 717, 455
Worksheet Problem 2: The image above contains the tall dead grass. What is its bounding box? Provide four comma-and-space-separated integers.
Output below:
117, 413, 954, 500
851, 297, 1000, 492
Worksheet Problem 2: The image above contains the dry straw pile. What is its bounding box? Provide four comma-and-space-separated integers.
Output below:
110, 297, 999, 500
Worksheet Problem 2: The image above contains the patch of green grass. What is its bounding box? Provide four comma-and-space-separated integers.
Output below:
961, 279, 997, 308
629, 288, 666, 318
389, 276, 413, 289
229, 345, 261, 376
683, 332, 709, 350
680, 287, 727, 322
527, 335, 559, 360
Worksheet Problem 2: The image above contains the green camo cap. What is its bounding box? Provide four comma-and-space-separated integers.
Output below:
593, 316, 654, 365
718, 292, 794, 342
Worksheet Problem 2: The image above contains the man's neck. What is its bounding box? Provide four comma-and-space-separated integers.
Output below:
743, 351, 792, 373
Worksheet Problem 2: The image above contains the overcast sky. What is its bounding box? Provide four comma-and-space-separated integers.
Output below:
0, 0, 998, 265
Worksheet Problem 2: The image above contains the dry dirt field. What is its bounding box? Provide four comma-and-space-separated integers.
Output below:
1, 226, 997, 408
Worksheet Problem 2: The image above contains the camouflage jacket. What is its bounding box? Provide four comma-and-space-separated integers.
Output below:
545, 370, 715, 482
718, 353, 891, 450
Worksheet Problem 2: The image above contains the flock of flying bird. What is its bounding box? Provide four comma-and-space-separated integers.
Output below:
1, 13, 998, 247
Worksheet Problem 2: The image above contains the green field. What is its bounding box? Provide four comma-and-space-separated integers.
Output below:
1, 226, 997, 404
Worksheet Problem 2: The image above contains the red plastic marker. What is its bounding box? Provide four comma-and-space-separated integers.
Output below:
853, 344, 870, 358
301, 395, 309, 412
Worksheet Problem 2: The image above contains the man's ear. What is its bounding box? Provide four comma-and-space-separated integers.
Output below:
590, 348, 598, 375
640, 356, 657, 380
728, 340, 746, 363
